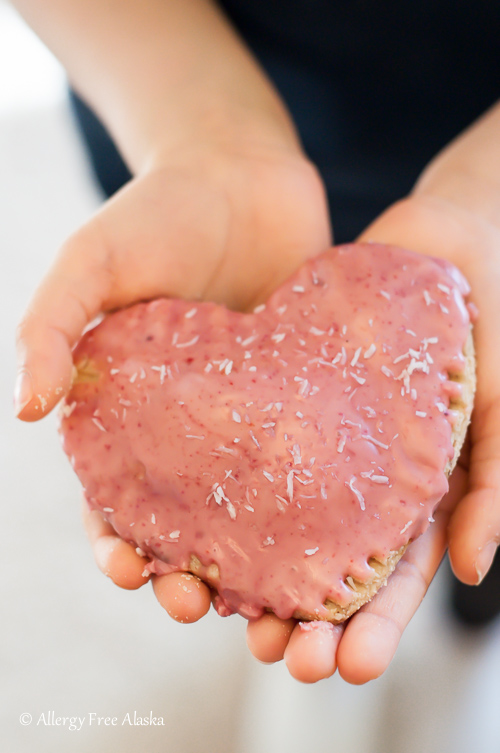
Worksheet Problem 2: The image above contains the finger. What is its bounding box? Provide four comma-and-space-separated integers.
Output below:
448, 398, 500, 584
336, 500, 456, 685
81, 499, 149, 590
152, 572, 212, 624
246, 613, 296, 664
15, 224, 114, 421
284, 621, 343, 683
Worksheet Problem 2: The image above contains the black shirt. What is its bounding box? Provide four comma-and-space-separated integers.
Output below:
72, 2, 500, 241
219, 1, 500, 239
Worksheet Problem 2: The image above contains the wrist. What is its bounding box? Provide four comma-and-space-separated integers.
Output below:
140, 94, 302, 176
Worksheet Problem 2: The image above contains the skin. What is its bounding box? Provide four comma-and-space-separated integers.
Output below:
12, 0, 500, 683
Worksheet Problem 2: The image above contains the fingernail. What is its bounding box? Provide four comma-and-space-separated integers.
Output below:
475, 542, 497, 585
13, 369, 33, 416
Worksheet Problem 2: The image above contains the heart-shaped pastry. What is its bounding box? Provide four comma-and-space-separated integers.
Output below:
60, 244, 474, 622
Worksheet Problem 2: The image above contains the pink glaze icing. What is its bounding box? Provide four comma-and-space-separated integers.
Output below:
60, 243, 472, 620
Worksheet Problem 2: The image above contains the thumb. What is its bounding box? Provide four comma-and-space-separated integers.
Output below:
14, 225, 113, 421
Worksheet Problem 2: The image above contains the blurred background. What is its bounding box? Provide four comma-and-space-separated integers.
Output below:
1, 2, 499, 750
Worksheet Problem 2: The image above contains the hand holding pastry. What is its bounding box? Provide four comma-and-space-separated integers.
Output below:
251, 103, 500, 683
12, 0, 499, 685
360, 102, 500, 593
65, 243, 474, 687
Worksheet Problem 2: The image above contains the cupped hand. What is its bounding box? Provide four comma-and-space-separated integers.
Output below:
250, 191, 500, 684
359, 192, 500, 590
15, 138, 335, 660
15, 140, 331, 419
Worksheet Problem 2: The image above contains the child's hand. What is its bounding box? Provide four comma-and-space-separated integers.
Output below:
359, 193, 500, 593
248, 105, 500, 684
14, 142, 331, 420
15, 139, 337, 653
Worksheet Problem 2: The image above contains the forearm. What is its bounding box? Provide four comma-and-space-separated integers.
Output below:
414, 101, 500, 229
11, 0, 299, 171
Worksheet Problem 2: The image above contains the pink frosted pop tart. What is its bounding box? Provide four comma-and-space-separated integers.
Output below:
60, 243, 475, 622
